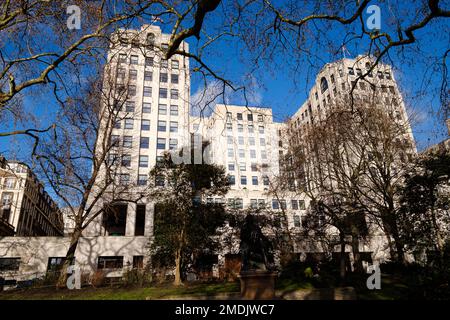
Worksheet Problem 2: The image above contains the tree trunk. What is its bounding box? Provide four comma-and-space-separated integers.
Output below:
174, 248, 182, 286
351, 234, 364, 274
57, 228, 82, 288
339, 232, 347, 283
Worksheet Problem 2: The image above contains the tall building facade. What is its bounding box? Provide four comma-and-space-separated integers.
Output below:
0, 156, 64, 237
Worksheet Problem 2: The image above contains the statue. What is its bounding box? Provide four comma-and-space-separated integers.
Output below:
239, 214, 273, 271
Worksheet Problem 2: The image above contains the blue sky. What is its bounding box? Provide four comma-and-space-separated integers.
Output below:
1, 1, 449, 162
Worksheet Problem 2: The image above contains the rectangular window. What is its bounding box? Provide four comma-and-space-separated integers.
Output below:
227, 136, 233, 144
348, 67, 354, 75
228, 163, 235, 171
120, 174, 130, 185
171, 89, 179, 100
117, 68, 126, 80
130, 55, 138, 65
139, 155, 149, 168
280, 200, 287, 210
235, 198, 243, 209
170, 105, 178, 116
291, 200, 299, 210
241, 176, 247, 185
172, 60, 179, 69
140, 137, 149, 149
299, 200, 306, 210
239, 163, 246, 171
114, 120, 121, 129
238, 149, 245, 158
263, 175, 269, 186
142, 103, 151, 113
385, 72, 391, 80
160, 59, 168, 68
129, 69, 137, 80
238, 124, 243, 133
249, 137, 255, 146
258, 114, 263, 122
98, 256, 124, 270
144, 71, 152, 81
169, 138, 178, 150
145, 57, 153, 67
157, 138, 166, 149
378, 71, 384, 79
155, 175, 165, 186
252, 176, 258, 185
124, 118, 133, 129
111, 135, 120, 146
169, 121, 178, 132
135, 206, 146, 236
356, 68, 362, 76
238, 136, 244, 145
159, 88, 168, 99
261, 150, 267, 160
237, 113, 243, 120
137, 175, 147, 186
294, 215, 301, 227
119, 53, 127, 63
123, 136, 132, 148
158, 104, 167, 115
250, 199, 258, 209
128, 85, 136, 96
248, 124, 254, 134
0, 258, 20, 271
258, 126, 265, 134
160, 72, 168, 83
125, 101, 135, 112
250, 150, 256, 158
260, 138, 266, 146
258, 199, 266, 209
272, 199, 279, 210
226, 123, 232, 132
227, 148, 234, 157
171, 74, 179, 84
141, 120, 150, 131
228, 175, 235, 185
157, 120, 166, 132
251, 163, 258, 171
143, 86, 152, 97
247, 114, 253, 122
121, 154, 131, 167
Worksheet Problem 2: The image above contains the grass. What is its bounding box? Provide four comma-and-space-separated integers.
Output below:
0, 281, 240, 300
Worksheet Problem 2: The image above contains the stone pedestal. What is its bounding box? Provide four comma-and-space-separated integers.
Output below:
239, 271, 278, 300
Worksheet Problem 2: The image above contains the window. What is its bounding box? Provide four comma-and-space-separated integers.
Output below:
258, 199, 266, 209
143, 86, 152, 97
249, 137, 255, 146
141, 120, 150, 131
130, 55, 138, 65
227, 136, 233, 145
121, 154, 131, 167
123, 136, 132, 148
280, 200, 287, 210
145, 57, 153, 67
248, 124, 254, 133
247, 114, 253, 121
235, 198, 243, 209
170, 105, 178, 116
241, 176, 247, 185
320, 77, 329, 93
331, 74, 335, 83
250, 150, 256, 158
263, 175, 269, 186
111, 135, 120, 146
114, 120, 121, 129
172, 60, 179, 69
138, 175, 147, 186
158, 104, 167, 115
157, 138, 166, 149
155, 175, 165, 186
348, 67, 354, 75
261, 150, 267, 160
171, 74, 179, 84
238, 136, 244, 145
144, 71, 152, 81
107, 153, 118, 165
251, 163, 258, 172
377, 71, 384, 79
160, 72, 168, 83
239, 163, 246, 171
385, 72, 391, 80
258, 126, 265, 134
250, 199, 258, 209
140, 137, 149, 148
169, 121, 178, 132
252, 176, 258, 185
228, 175, 235, 185
171, 89, 179, 100
133, 255, 144, 268
0, 258, 20, 271
142, 103, 151, 113
120, 174, 130, 185
260, 138, 266, 146
117, 68, 125, 80
238, 124, 243, 133
237, 113, 243, 120
356, 68, 362, 76
258, 114, 263, 122
98, 256, 123, 270
291, 200, 299, 210
227, 148, 234, 157
226, 112, 232, 121
228, 163, 235, 171
125, 101, 135, 112
128, 85, 136, 96
169, 138, 178, 150
272, 199, 279, 210
157, 120, 166, 132
118, 53, 127, 63
238, 149, 245, 158
299, 200, 306, 210
294, 215, 301, 227
161, 59, 168, 68
338, 69, 344, 77
159, 88, 167, 99
389, 86, 395, 94
139, 155, 149, 168
124, 118, 133, 129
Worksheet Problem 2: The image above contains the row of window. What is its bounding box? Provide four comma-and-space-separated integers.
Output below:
118, 54, 179, 69
227, 136, 268, 146
117, 101, 180, 116
114, 119, 179, 132
228, 163, 268, 172
227, 148, 268, 160
226, 197, 306, 210
226, 112, 264, 122
125, 85, 179, 99
110, 136, 178, 150
118, 69, 179, 84
226, 123, 265, 134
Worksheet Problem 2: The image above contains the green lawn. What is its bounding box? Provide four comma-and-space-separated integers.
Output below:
0, 282, 240, 300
